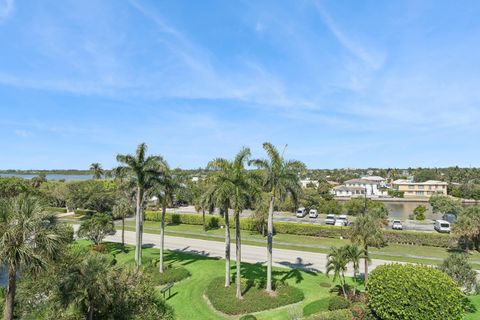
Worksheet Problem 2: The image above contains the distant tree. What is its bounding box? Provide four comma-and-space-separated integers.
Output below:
321, 200, 343, 215
112, 200, 133, 247
0, 177, 34, 198
413, 169, 439, 182
413, 205, 427, 220
89, 163, 104, 179
77, 213, 115, 246
429, 194, 463, 216
30, 173, 47, 188
250, 142, 304, 293
439, 252, 478, 293
452, 206, 480, 251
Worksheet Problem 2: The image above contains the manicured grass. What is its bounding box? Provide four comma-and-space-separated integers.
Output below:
119, 220, 480, 268
145, 264, 191, 285
206, 276, 304, 315
303, 298, 330, 317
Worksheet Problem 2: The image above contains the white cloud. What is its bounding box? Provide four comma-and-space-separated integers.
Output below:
14, 129, 30, 138
0, 0, 14, 22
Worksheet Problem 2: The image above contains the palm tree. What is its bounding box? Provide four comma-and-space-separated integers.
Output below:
112, 200, 133, 247
344, 244, 368, 296
326, 246, 348, 299
349, 208, 384, 285
90, 163, 104, 179
0, 195, 71, 320
116, 143, 166, 267
155, 164, 180, 273
208, 147, 258, 299
250, 142, 305, 292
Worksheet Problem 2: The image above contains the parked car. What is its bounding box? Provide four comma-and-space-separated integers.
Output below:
434, 219, 451, 233
334, 215, 348, 227
392, 220, 403, 230
325, 214, 336, 225
296, 207, 307, 218
309, 209, 318, 218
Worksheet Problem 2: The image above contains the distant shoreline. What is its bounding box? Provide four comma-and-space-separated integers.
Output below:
0, 170, 92, 175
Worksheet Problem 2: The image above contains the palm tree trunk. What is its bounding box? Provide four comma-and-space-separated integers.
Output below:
135, 187, 143, 267
235, 210, 243, 299
202, 208, 206, 231
121, 216, 125, 247
87, 307, 94, 320
3, 265, 17, 320
364, 244, 369, 286
266, 194, 275, 293
159, 198, 166, 273
224, 207, 231, 287
341, 273, 347, 299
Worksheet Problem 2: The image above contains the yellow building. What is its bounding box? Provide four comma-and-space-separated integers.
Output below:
392, 179, 448, 197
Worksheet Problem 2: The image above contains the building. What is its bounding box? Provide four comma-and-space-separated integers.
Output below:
331, 185, 366, 197
392, 179, 448, 197
300, 178, 319, 188
361, 175, 387, 188
331, 177, 387, 197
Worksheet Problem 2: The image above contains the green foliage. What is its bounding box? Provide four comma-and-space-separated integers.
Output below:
413, 205, 427, 220
66, 180, 117, 213
368, 264, 465, 320
77, 213, 115, 245
429, 194, 463, 215
145, 264, 191, 285
303, 298, 330, 316
0, 177, 34, 198
205, 277, 304, 315
300, 188, 325, 212
328, 296, 351, 311
239, 315, 257, 320
387, 189, 404, 198
439, 253, 478, 293
321, 200, 343, 215
453, 206, 480, 251
344, 198, 388, 217
74, 208, 96, 216
44, 206, 68, 213
307, 309, 354, 320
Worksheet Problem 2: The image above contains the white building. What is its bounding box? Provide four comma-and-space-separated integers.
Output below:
300, 178, 319, 188
331, 176, 387, 198
331, 185, 366, 197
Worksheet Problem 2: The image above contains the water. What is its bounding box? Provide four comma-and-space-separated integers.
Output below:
384, 201, 435, 220
0, 173, 93, 181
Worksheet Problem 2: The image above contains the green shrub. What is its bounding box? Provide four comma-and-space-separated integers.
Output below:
74, 209, 96, 216
44, 206, 68, 213
239, 315, 257, 320
144, 265, 191, 285
328, 296, 351, 311
307, 309, 354, 320
303, 298, 330, 316
205, 277, 304, 315
368, 264, 465, 320
350, 303, 367, 320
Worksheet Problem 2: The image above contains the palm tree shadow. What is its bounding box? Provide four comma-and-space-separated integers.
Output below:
164, 249, 220, 266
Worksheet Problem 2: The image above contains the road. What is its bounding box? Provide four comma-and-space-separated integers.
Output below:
169, 206, 437, 233
93, 226, 402, 277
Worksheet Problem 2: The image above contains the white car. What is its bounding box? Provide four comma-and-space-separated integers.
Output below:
325, 214, 336, 225
334, 215, 348, 227
296, 207, 307, 218
434, 220, 451, 233
309, 209, 318, 218
392, 220, 403, 230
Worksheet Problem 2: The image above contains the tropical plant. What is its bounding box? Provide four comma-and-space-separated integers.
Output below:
349, 207, 385, 284
344, 244, 368, 296
208, 147, 259, 299
115, 143, 166, 267
77, 213, 115, 246
413, 205, 427, 220
112, 200, 133, 247
250, 142, 304, 293
439, 252, 478, 293
452, 205, 480, 251
30, 173, 47, 188
89, 163, 104, 179
326, 246, 348, 299
0, 195, 72, 320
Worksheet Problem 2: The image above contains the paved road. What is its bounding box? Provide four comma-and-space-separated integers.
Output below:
94, 227, 402, 277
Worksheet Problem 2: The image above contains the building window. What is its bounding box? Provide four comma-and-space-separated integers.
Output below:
416, 191, 424, 196
418, 185, 424, 189
408, 185, 415, 190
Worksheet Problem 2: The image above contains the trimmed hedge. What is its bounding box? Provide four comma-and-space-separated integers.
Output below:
144, 211, 453, 248
307, 309, 354, 320
45, 206, 68, 213
205, 277, 304, 315
74, 209, 96, 216
368, 264, 465, 320
328, 296, 351, 311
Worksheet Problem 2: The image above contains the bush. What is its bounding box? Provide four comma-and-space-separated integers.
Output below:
308, 309, 354, 320
328, 296, 351, 311
145, 265, 191, 285
205, 277, 304, 315
44, 206, 68, 213
368, 264, 465, 320
239, 315, 257, 320
303, 298, 330, 316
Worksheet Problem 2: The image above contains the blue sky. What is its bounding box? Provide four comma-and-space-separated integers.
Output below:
1, 0, 479, 169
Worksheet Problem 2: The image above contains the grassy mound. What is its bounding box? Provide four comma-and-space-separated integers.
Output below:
205, 277, 304, 315
303, 298, 329, 317
145, 265, 191, 285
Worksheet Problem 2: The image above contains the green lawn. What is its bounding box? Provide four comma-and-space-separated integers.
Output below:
116, 220, 480, 268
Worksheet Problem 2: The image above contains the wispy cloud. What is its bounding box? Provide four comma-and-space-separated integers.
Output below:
314, 1, 385, 70
0, 0, 14, 22
14, 129, 30, 138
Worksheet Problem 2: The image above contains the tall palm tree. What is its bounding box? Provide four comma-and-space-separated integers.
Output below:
349, 208, 384, 285
116, 143, 166, 267
208, 147, 258, 299
112, 200, 132, 247
326, 246, 349, 299
344, 244, 368, 296
154, 164, 180, 273
250, 142, 305, 293
0, 195, 71, 320
90, 163, 104, 179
